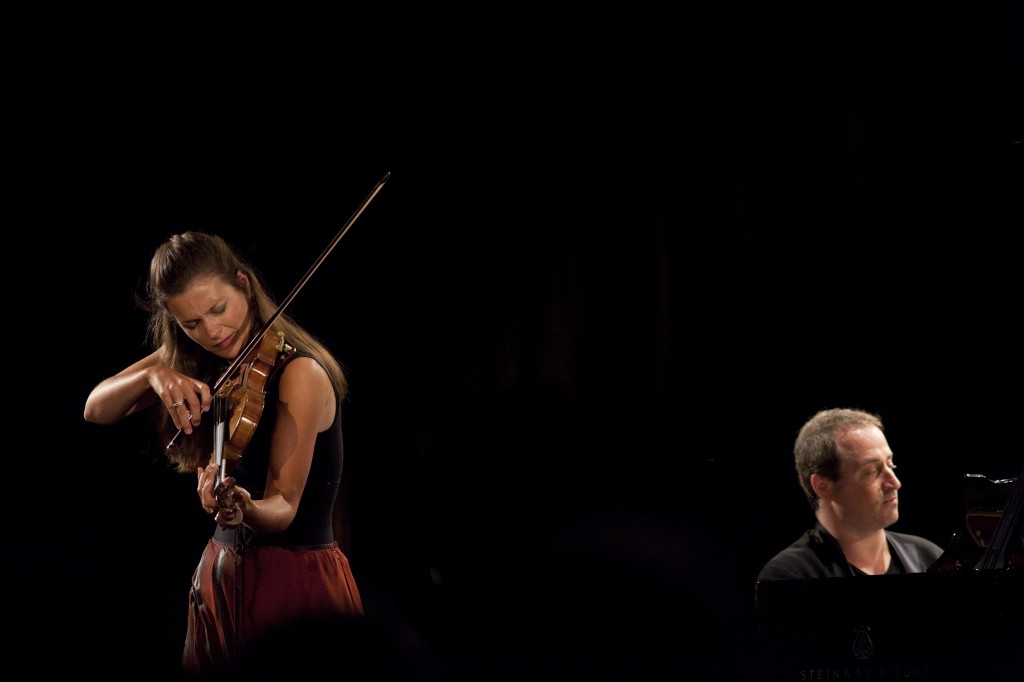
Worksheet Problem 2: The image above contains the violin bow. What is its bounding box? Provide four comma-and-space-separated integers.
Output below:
165, 171, 391, 453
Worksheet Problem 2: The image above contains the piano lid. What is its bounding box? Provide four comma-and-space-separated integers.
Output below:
929, 471, 1024, 572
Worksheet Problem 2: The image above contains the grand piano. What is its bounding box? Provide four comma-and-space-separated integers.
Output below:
755, 471, 1024, 682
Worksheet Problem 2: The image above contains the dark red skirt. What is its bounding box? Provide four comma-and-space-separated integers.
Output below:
181, 538, 364, 678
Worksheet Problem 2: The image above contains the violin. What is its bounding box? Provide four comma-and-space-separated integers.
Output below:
166, 172, 391, 525
217, 330, 293, 462
205, 331, 293, 527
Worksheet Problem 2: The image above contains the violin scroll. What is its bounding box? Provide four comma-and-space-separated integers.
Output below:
214, 476, 243, 527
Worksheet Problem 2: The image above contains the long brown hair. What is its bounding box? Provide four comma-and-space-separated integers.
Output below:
141, 231, 348, 472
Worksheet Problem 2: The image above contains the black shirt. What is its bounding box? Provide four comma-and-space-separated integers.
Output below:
757, 521, 943, 582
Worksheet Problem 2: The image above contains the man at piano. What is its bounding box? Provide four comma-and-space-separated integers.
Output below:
758, 408, 943, 580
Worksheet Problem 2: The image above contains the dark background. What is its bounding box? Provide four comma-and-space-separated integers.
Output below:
6, 3, 1023, 679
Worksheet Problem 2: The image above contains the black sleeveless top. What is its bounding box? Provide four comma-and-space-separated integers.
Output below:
212, 350, 344, 548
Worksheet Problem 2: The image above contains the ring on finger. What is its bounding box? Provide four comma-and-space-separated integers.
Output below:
171, 401, 185, 408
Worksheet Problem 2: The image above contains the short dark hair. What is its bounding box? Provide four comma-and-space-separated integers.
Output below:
793, 408, 884, 509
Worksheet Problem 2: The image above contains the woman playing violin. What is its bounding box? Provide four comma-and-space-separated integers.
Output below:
83, 231, 364, 677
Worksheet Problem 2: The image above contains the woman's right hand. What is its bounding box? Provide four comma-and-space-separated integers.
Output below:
84, 351, 212, 426
147, 364, 212, 434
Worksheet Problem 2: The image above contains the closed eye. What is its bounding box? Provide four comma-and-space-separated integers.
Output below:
180, 304, 227, 331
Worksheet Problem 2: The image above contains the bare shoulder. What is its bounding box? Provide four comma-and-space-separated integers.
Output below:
277, 355, 335, 430
277, 355, 331, 398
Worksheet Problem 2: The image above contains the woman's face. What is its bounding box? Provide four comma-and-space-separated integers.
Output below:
166, 272, 253, 361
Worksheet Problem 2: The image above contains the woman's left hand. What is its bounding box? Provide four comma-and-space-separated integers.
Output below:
197, 462, 250, 527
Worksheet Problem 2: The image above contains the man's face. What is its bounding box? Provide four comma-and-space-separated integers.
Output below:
830, 425, 902, 535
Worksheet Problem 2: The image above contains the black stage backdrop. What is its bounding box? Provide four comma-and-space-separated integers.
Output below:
6, 3, 1023, 680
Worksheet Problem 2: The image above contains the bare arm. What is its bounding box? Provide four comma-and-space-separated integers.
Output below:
83, 350, 212, 434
